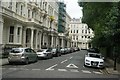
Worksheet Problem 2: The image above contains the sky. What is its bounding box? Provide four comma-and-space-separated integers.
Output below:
64, 0, 83, 19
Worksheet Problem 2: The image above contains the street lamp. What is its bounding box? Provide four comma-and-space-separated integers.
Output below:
49, 16, 54, 48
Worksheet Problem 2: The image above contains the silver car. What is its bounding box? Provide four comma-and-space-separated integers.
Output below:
8, 48, 38, 64
36, 49, 53, 59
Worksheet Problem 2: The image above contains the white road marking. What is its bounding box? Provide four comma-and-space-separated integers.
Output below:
46, 64, 57, 70
82, 70, 91, 74
58, 69, 67, 72
9, 68, 17, 70
19, 68, 29, 70
69, 57, 73, 59
61, 59, 68, 63
70, 69, 79, 72
66, 63, 78, 68
93, 71, 103, 74
32, 69, 41, 71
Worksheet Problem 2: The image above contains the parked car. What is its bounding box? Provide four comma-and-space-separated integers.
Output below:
60, 48, 65, 54
87, 48, 100, 53
84, 52, 104, 68
64, 48, 69, 54
51, 48, 61, 57
67, 48, 71, 53
8, 48, 38, 64
36, 49, 53, 59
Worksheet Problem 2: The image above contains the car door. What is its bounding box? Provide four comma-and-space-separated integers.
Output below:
31, 49, 37, 61
24, 48, 31, 61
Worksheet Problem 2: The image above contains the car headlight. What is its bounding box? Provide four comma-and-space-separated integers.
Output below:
86, 59, 90, 62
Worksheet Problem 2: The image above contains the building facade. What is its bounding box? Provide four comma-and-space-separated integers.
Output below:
69, 18, 94, 49
0, 0, 71, 55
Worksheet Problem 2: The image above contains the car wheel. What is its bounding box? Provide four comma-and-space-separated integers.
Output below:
35, 57, 38, 62
25, 58, 29, 65
84, 63, 86, 67
9, 62, 14, 65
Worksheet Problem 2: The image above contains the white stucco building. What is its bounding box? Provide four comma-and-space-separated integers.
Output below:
69, 18, 94, 49
0, 0, 71, 55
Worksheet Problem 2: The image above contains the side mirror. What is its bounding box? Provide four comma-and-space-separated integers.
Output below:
102, 57, 105, 60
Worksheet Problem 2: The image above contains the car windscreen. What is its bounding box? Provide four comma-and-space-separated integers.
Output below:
37, 50, 44, 52
89, 54, 101, 58
11, 49, 23, 53
46, 49, 51, 52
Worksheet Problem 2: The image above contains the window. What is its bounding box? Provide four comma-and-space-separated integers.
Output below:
21, 5, 23, 15
8, 1, 12, 10
77, 30, 78, 33
85, 36, 87, 38
71, 30, 72, 33
82, 30, 84, 33
28, 9, 30, 18
74, 30, 75, 33
16, 3, 18, 13
89, 30, 90, 33
17, 27, 20, 43
9, 26, 14, 43
32, 12, 34, 18
85, 30, 87, 34
82, 36, 83, 38
76, 36, 78, 40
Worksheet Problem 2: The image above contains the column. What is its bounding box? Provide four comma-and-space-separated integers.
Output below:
51, 35, 54, 48
14, 26, 18, 43
35, 30, 38, 50
39, 31, 42, 49
42, 33, 44, 46
31, 28, 34, 49
0, 15, 3, 44
20, 27, 22, 44
56, 37, 58, 47
61, 37, 64, 48
23, 28, 26, 47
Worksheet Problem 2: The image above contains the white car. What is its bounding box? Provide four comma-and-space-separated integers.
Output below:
36, 49, 53, 59
84, 53, 104, 68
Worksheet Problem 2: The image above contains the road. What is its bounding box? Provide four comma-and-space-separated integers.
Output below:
1, 50, 119, 79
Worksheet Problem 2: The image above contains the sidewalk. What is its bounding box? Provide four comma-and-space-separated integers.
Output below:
0, 58, 9, 66
105, 59, 120, 75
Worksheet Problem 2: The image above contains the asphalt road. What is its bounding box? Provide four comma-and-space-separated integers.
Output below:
1, 50, 119, 79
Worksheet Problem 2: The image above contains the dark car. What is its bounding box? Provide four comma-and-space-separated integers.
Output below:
87, 48, 100, 53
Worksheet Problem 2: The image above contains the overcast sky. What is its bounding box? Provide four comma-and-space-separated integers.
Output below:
64, 0, 83, 19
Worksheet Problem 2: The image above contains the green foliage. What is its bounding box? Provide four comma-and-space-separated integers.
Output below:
79, 2, 120, 58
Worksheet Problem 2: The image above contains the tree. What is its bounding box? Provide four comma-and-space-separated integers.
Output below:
78, 2, 120, 70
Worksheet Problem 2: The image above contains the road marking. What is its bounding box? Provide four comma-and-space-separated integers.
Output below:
9, 68, 17, 70
70, 69, 79, 72
58, 69, 67, 72
46, 64, 57, 70
82, 70, 91, 74
19, 68, 29, 70
61, 59, 68, 63
93, 71, 103, 74
66, 63, 78, 68
69, 57, 73, 59
32, 69, 41, 71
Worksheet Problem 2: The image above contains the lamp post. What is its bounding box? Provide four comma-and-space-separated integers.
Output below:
49, 16, 54, 48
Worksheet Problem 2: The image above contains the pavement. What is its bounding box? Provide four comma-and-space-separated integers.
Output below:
0, 58, 8, 66
105, 58, 120, 75
0, 57, 120, 75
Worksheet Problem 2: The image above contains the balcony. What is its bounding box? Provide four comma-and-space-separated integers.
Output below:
2, 7, 26, 22
26, 18, 42, 26
2, 7, 14, 18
